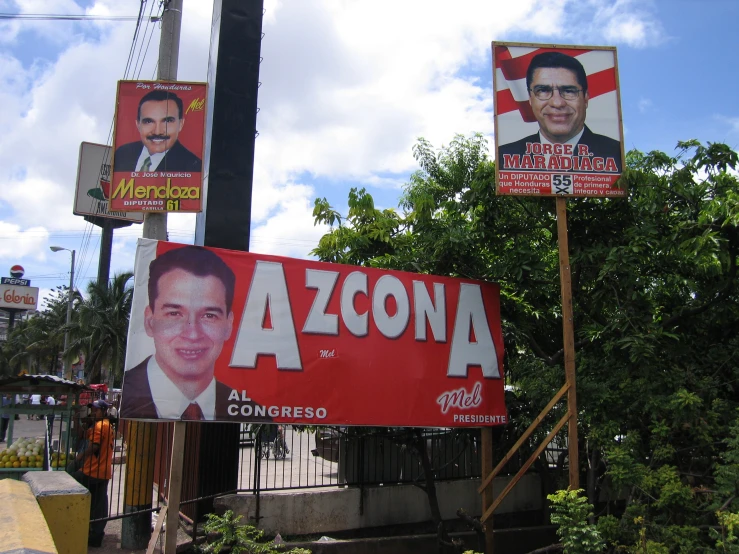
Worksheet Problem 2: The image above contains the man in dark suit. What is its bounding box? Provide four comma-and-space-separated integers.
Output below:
498, 51, 622, 172
114, 90, 202, 173
120, 246, 261, 421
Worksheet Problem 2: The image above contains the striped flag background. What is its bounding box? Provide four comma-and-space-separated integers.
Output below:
493, 44, 622, 147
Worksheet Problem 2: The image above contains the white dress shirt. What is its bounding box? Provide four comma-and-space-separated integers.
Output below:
135, 148, 167, 172
146, 356, 217, 420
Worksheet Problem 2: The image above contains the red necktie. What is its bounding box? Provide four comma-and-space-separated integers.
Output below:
181, 402, 204, 420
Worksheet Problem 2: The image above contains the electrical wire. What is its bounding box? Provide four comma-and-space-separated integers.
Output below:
0, 13, 159, 22
73, 0, 165, 291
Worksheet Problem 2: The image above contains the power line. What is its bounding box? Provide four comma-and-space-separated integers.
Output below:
0, 13, 160, 22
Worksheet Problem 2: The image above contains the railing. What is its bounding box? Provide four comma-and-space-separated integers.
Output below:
2, 415, 564, 528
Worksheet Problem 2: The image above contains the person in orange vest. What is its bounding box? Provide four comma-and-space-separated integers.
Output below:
72, 399, 113, 548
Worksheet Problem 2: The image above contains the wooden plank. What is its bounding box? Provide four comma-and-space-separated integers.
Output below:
556, 196, 579, 490
480, 427, 495, 554
146, 505, 167, 554
481, 412, 569, 523
478, 382, 569, 494
164, 421, 187, 554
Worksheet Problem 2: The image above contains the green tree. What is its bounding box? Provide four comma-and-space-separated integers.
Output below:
312, 134, 739, 552
67, 272, 134, 386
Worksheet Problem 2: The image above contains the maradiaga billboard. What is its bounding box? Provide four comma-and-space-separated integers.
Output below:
493, 42, 625, 197
0, 283, 39, 311
120, 240, 507, 427
110, 80, 207, 213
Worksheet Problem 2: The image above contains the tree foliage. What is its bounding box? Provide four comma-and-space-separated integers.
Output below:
67, 272, 134, 386
1, 273, 133, 386
312, 134, 739, 551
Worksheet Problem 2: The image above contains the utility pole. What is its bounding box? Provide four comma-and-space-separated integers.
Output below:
97, 219, 114, 287
49, 246, 75, 379
64, 249, 75, 378
121, 0, 182, 548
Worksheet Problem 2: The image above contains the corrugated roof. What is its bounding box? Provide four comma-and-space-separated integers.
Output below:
0, 374, 91, 392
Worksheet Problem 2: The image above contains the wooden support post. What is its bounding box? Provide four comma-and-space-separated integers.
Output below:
482, 412, 569, 523
146, 506, 167, 554
164, 422, 187, 554
478, 382, 569, 494
480, 427, 495, 554
556, 197, 579, 490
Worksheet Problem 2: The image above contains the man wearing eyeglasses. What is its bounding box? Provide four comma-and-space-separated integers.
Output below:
120, 246, 263, 421
498, 51, 622, 172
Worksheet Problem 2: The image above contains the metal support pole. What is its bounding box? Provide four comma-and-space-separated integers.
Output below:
97, 219, 113, 288
63, 249, 75, 379
62, 250, 75, 378
51, 246, 76, 379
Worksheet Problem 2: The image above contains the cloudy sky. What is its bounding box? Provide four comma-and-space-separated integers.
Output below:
1, 0, 738, 306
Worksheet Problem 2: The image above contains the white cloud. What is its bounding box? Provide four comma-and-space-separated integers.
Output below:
592, 0, 664, 48
0, 222, 49, 261
250, 183, 329, 258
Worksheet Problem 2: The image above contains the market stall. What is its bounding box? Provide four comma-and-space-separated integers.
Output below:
0, 375, 90, 478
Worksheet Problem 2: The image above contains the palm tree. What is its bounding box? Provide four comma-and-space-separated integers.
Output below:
67, 272, 134, 387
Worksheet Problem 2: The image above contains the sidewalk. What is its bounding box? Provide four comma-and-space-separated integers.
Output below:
95, 517, 193, 554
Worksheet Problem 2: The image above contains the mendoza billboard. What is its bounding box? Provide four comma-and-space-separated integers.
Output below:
493, 42, 625, 197
110, 80, 207, 212
120, 240, 507, 427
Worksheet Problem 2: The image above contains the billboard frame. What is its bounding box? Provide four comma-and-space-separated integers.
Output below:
74, 141, 144, 224
110, 80, 208, 213
492, 41, 626, 197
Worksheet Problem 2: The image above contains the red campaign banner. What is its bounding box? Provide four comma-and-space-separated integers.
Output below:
492, 42, 626, 198
110, 81, 207, 212
120, 240, 507, 427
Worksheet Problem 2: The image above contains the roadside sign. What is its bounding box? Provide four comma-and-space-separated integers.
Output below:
74, 142, 144, 223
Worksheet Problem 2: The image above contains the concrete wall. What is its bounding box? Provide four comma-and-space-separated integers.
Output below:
23, 472, 89, 554
217, 474, 541, 536
0, 479, 58, 554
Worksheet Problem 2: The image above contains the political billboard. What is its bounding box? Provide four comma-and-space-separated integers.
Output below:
120, 239, 507, 427
110, 81, 207, 212
74, 142, 144, 223
493, 42, 625, 197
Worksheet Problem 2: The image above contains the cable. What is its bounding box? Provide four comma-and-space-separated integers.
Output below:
131, 0, 159, 79
72, 0, 158, 289
0, 13, 159, 22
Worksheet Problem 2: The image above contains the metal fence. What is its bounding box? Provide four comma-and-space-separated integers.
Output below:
235, 426, 484, 492
3, 415, 559, 528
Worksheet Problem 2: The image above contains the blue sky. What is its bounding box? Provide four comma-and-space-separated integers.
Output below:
0, 0, 738, 308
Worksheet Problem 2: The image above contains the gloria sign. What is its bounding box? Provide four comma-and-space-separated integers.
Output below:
120, 240, 507, 427
0, 283, 39, 311
493, 42, 625, 197
110, 81, 207, 213
74, 142, 144, 223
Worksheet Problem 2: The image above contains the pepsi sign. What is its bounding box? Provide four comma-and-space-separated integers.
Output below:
1, 277, 30, 286
10, 265, 24, 279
